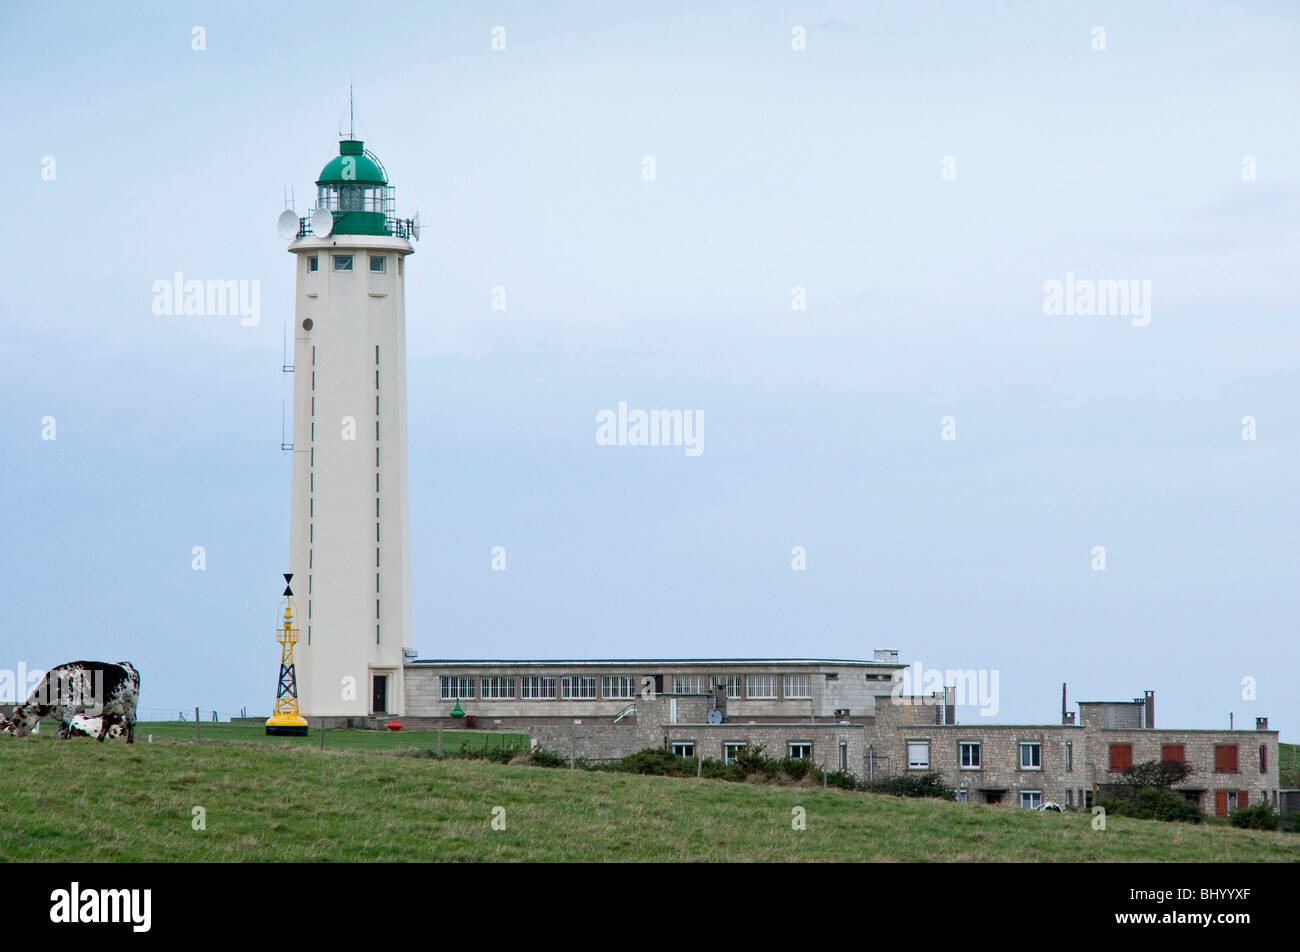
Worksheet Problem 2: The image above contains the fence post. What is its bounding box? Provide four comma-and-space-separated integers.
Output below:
195, 707, 200, 743
320, 726, 326, 750
697, 756, 702, 780
437, 729, 442, 756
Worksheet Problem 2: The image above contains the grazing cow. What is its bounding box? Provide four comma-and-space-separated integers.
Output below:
0, 661, 139, 743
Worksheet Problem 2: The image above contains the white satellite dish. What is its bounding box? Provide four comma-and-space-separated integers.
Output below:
412, 212, 421, 241
311, 207, 334, 238
276, 209, 299, 240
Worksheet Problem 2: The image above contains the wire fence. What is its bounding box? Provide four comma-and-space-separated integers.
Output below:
136, 707, 263, 722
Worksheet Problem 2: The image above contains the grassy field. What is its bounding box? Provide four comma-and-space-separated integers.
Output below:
1, 731, 1297, 862
135, 721, 527, 752
1281, 743, 1299, 789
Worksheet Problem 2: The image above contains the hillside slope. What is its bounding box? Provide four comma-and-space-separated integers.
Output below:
0, 734, 1295, 862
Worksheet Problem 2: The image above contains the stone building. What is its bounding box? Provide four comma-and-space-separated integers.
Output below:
343, 652, 1284, 818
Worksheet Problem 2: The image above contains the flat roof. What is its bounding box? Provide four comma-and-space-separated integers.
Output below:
408, 658, 903, 668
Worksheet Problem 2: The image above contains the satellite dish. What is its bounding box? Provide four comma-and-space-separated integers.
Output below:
707, 708, 723, 724
276, 209, 299, 240
412, 212, 421, 241
311, 207, 334, 238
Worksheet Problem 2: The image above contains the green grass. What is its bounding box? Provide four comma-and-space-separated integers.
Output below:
1281, 743, 1299, 789
1, 731, 1297, 862
134, 721, 526, 752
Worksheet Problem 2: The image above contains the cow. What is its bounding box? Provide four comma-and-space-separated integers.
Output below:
0, 661, 139, 743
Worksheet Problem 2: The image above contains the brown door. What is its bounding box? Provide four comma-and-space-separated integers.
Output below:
372, 675, 388, 714
1215, 790, 1228, 817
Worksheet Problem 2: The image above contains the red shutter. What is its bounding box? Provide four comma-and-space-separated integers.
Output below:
1161, 744, 1184, 763
1215, 790, 1228, 817
1109, 744, 1132, 771
1239, 790, 1249, 808
1215, 744, 1239, 773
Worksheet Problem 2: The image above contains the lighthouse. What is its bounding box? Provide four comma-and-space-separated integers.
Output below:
279, 136, 418, 720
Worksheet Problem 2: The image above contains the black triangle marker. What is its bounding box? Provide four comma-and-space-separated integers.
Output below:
283, 586, 293, 597
283, 573, 294, 584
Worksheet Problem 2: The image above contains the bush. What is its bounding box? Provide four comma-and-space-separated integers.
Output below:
1230, 803, 1279, 831
525, 747, 567, 768
1099, 788, 1202, 824
611, 747, 694, 776
865, 772, 954, 800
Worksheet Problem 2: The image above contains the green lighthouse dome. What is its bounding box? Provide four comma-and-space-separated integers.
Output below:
316, 139, 387, 186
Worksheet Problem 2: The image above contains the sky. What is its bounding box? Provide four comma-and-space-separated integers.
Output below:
0, 1, 1297, 733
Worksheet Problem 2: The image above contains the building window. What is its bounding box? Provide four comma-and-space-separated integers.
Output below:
1216, 790, 1242, 817
308, 256, 318, 272
783, 674, 811, 699
480, 677, 516, 700
1066, 789, 1073, 807
602, 676, 635, 699
788, 742, 812, 760
723, 743, 747, 765
333, 255, 353, 271
369, 255, 385, 273
726, 676, 742, 699
1020, 790, 1043, 810
957, 789, 968, 804
1214, 744, 1239, 773
746, 675, 777, 699
520, 676, 556, 699
1019, 742, 1041, 770
1109, 743, 1133, 772
1161, 744, 1185, 763
839, 740, 847, 771
673, 675, 704, 694
440, 676, 475, 699
959, 742, 981, 769
1066, 740, 1073, 771
671, 742, 695, 759
907, 741, 930, 770
1260, 745, 1268, 774
561, 676, 597, 699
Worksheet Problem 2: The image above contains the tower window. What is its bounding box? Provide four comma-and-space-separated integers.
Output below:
369, 256, 385, 273
312, 346, 315, 366
333, 255, 353, 271
375, 370, 380, 390
376, 599, 380, 619
375, 345, 379, 365
308, 256, 318, 272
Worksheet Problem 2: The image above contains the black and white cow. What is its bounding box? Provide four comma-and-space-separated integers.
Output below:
0, 661, 139, 743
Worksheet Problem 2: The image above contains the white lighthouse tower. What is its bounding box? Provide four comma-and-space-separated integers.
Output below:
279, 135, 418, 720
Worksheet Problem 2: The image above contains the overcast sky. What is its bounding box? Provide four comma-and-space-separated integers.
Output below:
1, 1, 1297, 733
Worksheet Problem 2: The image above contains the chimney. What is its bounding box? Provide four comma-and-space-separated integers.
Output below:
1256, 716, 1269, 731
1144, 690, 1155, 729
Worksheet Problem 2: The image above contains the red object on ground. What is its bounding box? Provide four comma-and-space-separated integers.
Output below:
386, 720, 402, 732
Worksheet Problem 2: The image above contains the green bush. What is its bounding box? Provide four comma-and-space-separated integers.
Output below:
611, 747, 694, 776
1229, 803, 1279, 831
1099, 788, 1202, 824
864, 772, 954, 800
